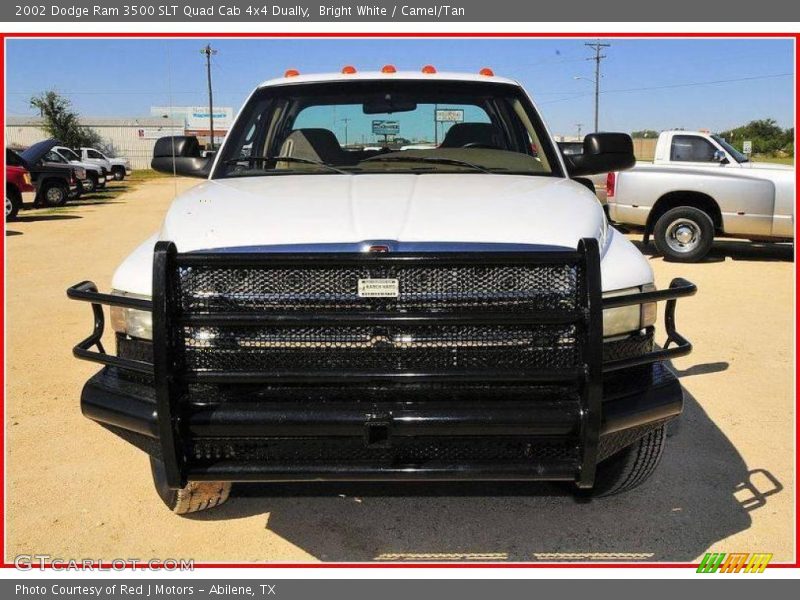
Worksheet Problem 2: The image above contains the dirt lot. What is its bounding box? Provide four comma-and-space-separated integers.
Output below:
5, 176, 795, 563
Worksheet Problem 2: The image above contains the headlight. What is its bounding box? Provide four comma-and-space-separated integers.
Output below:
110, 290, 152, 340
602, 284, 657, 338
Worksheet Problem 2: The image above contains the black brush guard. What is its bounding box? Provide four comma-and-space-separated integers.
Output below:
68, 239, 695, 489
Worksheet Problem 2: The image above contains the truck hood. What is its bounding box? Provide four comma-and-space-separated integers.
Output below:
159, 174, 608, 252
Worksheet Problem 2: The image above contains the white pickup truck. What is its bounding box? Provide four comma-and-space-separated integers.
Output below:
607, 130, 794, 261
68, 68, 696, 514
78, 147, 132, 181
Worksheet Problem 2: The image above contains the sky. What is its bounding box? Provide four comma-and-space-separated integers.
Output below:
5, 38, 795, 137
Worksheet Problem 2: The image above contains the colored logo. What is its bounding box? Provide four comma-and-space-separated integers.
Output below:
696, 552, 772, 573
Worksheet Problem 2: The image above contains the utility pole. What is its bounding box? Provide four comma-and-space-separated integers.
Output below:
585, 41, 610, 132
576, 123, 583, 139
339, 117, 351, 147
200, 44, 218, 150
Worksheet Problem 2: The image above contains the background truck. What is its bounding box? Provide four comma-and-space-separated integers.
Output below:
79, 147, 132, 181
12, 144, 82, 207
5, 151, 35, 220
69, 68, 694, 514
606, 130, 794, 261
52, 145, 106, 193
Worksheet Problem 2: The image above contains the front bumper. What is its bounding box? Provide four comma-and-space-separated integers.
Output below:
68, 240, 695, 488
80, 359, 683, 482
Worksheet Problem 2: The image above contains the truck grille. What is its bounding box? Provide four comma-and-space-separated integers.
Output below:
174, 262, 582, 313
181, 323, 580, 373
166, 253, 588, 380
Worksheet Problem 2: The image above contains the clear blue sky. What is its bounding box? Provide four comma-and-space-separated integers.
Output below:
5, 38, 794, 137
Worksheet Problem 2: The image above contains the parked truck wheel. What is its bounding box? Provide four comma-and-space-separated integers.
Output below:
6, 189, 21, 221
150, 457, 232, 515
653, 206, 714, 262
591, 424, 667, 497
82, 174, 98, 194
40, 181, 69, 207
112, 166, 126, 181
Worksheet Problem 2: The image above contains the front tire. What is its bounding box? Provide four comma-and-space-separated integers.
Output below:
112, 166, 126, 181
150, 457, 231, 515
82, 174, 98, 194
40, 181, 69, 207
6, 191, 21, 221
653, 206, 714, 262
591, 424, 667, 497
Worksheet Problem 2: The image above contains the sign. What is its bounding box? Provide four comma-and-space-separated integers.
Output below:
742, 140, 753, 154
436, 108, 465, 123
152, 105, 234, 130
137, 127, 184, 139
185, 107, 234, 130
372, 120, 400, 136
358, 278, 399, 298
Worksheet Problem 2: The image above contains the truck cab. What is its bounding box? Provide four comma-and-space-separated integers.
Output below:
68, 68, 695, 514
80, 147, 132, 181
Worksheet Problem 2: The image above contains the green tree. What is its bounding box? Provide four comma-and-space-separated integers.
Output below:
718, 118, 793, 156
29, 90, 104, 149
631, 129, 659, 139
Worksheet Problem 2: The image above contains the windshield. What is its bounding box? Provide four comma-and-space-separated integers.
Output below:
711, 135, 749, 163
214, 80, 561, 179
60, 148, 81, 161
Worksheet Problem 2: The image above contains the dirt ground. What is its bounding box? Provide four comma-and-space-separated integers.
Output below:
5, 176, 795, 564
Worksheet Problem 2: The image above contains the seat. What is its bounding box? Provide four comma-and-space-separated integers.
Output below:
440, 123, 503, 148
279, 128, 357, 166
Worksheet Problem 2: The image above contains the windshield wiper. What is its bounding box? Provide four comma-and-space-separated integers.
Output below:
364, 155, 495, 174
224, 155, 351, 175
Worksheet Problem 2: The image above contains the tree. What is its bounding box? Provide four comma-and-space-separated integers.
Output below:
29, 90, 104, 149
631, 129, 659, 139
718, 118, 793, 156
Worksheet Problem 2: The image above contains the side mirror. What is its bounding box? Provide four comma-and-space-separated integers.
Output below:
565, 133, 636, 177
713, 149, 729, 165
151, 136, 212, 178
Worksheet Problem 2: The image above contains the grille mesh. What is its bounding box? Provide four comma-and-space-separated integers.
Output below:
171, 257, 586, 378
173, 262, 583, 313
189, 436, 579, 465
180, 323, 580, 373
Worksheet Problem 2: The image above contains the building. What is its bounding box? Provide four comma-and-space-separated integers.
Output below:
5, 116, 185, 170
150, 106, 234, 146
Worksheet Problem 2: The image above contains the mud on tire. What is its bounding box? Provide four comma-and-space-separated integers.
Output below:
150, 457, 231, 514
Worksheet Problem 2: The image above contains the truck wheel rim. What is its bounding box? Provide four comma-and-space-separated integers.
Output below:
47, 188, 63, 204
5, 196, 12, 217
666, 218, 700, 253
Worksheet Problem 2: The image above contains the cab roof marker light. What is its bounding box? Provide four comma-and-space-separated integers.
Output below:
381, 64, 397, 74
421, 65, 437, 74
284, 69, 300, 77
479, 68, 495, 77
341, 65, 357, 74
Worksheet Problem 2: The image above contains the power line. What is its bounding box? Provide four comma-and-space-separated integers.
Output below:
540, 72, 793, 105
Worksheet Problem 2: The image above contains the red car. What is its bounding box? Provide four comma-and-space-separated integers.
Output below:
6, 153, 36, 221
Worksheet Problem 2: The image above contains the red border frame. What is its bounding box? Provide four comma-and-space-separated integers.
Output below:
1, 30, 797, 571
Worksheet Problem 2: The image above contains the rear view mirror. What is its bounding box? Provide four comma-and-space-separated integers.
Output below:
565, 133, 635, 177
151, 136, 212, 178
363, 98, 417, 114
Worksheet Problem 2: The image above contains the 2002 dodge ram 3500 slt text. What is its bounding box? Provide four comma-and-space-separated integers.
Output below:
68, 68, 696, 514
607, 130, 794, 262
